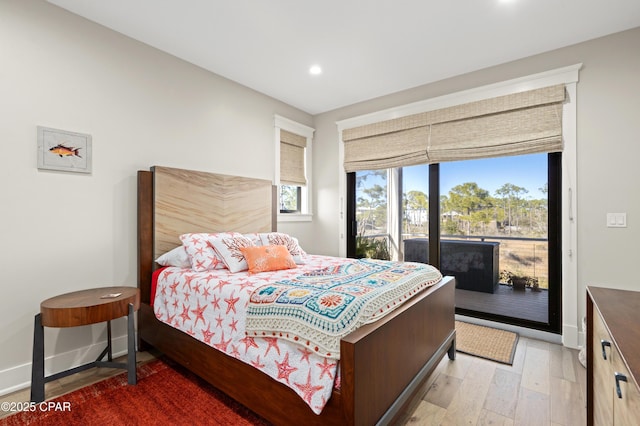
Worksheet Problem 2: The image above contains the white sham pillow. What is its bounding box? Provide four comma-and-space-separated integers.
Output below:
258, 232, 306, 264
155, 245, 191, 269
209, 233, 255, 273
243, 233, 262, 246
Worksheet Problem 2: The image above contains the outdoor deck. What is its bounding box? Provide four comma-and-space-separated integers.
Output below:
455, 284, 548, 323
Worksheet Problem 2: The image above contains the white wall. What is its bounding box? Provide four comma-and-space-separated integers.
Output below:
313, 27, 640, 347
0, 0, 312, 394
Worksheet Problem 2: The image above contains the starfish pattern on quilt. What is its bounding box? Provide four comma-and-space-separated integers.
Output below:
152, 254, 432, 415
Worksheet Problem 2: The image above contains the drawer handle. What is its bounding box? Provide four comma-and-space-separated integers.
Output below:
601, 340, 611, 360
615, 372, 628, 399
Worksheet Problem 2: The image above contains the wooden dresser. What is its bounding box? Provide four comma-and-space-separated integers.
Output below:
587, 286, 640, 425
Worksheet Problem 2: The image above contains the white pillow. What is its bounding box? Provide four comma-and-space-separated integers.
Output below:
258, 232, 306, 264
209, 233, 255, 273
155, 246, 191, 268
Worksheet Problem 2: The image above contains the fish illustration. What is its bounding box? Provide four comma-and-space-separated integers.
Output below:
49, 143, 81, 158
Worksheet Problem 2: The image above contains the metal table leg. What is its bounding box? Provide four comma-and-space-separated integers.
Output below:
30, 314, 45, 403
127, 303, 137, 384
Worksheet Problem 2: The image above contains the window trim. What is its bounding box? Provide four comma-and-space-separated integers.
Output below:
274, 115, 314, 222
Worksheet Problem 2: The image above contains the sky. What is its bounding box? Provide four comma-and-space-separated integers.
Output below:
402, 153, 548, 200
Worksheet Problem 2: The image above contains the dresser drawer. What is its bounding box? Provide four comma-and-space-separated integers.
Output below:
588, 287, 640, 425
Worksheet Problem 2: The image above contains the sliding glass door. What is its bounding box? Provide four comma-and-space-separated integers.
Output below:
346, 153, 561, 333
439, 153, 561, 332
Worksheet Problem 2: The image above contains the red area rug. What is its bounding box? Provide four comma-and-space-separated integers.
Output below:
2, 359, 271, 425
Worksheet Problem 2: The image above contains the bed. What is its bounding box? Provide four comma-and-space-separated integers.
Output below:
137, 166, 456, 426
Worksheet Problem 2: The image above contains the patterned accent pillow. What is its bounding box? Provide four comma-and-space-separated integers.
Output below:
209, 233, 255, 273
258, 232, 306, 264
239, 245, 297, 274
179, 233, 227, 272
155, 245, 191, 269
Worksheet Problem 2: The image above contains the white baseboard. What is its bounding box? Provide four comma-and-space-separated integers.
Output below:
0, 333, 133, 397
562, 323, 582, 349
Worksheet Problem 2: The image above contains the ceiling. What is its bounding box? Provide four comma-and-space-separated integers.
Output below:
47, 0, 640, 115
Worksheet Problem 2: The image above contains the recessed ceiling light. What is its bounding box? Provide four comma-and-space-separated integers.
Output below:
309, 65, 322, 75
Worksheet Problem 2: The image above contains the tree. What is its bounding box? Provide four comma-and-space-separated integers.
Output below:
280, 185, 298, 211
355, 170, 390, 259
446, 182, 492, 235
528, 198, 548, 236
355, 170, 387, 235
495, 183, 529, 235
403, 190, 428, 233
405, 190, 428, 211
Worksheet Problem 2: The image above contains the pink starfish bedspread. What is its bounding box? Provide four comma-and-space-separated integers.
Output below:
153, 254, 441, 414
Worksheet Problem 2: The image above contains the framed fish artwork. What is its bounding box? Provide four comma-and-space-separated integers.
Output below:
37, 126, 92, 174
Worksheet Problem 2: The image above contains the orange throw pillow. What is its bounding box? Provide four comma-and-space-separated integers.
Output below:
239, 245, 297, 274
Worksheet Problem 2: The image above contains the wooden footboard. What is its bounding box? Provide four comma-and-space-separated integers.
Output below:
341, 276, 455, 425
138, 277, 455, 426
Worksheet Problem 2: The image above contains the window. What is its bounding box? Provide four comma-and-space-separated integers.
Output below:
347, 153, 561, 333
355, 169, 390, 259
339, 65, 581, 336
275, 115, 314, 222
280, 185, 301, 213
402, 164, 429, 241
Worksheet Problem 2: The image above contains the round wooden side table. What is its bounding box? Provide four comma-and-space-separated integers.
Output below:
31, 286, 140, 402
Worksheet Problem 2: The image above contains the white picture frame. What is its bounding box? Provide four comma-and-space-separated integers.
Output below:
37, 126, 92, 174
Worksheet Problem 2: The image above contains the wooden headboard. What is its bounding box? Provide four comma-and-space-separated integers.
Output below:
137, 166, 276, 303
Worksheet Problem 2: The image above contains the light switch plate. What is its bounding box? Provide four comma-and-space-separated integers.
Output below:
606, 213, 627, 228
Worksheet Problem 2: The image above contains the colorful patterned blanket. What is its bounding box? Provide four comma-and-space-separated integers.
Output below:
246, 258, 442, 359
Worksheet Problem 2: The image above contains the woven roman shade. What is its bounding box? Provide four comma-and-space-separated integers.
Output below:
427, 84, 565, 162
342, 84, 566, 171
280, 129, 307, 186
343, 113, 429, 172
